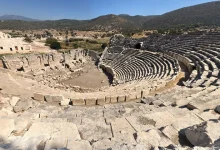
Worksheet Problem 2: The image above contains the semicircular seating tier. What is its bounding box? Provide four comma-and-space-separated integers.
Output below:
99, 47, 180, 85
140, 31, 220, 88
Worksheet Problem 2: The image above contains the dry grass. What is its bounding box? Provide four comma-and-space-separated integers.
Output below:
61, 37, 110, 52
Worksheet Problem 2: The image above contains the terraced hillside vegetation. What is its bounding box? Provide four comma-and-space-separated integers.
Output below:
0, 31, 220, 149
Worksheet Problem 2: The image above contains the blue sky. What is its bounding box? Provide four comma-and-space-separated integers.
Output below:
0, 0, 215, 20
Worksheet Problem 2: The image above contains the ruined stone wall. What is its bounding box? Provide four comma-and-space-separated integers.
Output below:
2, 49, 88, 72
87, 50, 100, 62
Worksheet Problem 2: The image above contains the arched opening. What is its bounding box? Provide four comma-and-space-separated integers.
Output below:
134, 42, 143, 49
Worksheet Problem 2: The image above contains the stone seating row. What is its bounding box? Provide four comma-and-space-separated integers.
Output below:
100, 47, 179, 84
157, 32, 220, 87
33, 71, 180, 106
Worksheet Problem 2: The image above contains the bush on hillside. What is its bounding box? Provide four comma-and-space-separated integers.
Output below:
46, 38, 57, 45
24, 36, 32, 43
50, 42, 61, 50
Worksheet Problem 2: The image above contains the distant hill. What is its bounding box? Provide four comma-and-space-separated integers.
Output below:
0, 14, 153, 32
1, 1, 220, 32
143, 1, 220, 29
0, 15, 37, 21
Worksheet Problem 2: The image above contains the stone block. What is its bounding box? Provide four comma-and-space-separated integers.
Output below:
161, 125, 179, 145
13, 99, 33, 113
44, 95, 52, 102
9, 96, 20, 106
127, 93, 137, 101
0, 118, 15, 138
110, 96, 117, 103
60, 99, 70, 106
85, 98, 97, 106
125, 95, 131, 102
117, 95, 125, 102
136, 91, 142, 99
72, 98, 85, 106
137, 129, 173, 149
23, 122, 81, 140
67, 140, 92, 150
34, 93, 45, 101
105, 96, 111, 104
141, 89, 150, 98
51, 95, 64, 102
97, 97, 106, 105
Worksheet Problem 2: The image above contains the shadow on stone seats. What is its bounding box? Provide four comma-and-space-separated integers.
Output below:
17, 66, 24, 72
101, 68, 113, 85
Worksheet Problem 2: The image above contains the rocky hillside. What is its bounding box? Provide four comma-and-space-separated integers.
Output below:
143, 1, 220, 29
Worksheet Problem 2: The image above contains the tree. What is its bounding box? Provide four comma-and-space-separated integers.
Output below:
36, 34, 41, 39
24, 36, 32, 43
50, 42, 61, 50
101, 43, 107, 49
46, 38, 57, 45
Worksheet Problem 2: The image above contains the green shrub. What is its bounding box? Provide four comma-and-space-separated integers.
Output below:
50, 42, 61, 50
73, 43, 79, 49
46, 38, 57, 45
24, 36, 32, 43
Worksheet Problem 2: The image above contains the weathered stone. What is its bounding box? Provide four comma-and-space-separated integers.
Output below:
214, 105, 220, 114
110, 96, 117, 103
161, 125, 179, 145
151, 100, 164, 106
97, 97, 105, 105
110, 118, 136, 144
67, 140, 92, 150
77, 123, 112, 141
0, 118, 15, 138
117, 95, 125, 102
125, 95, 131, 102
141, 89, 150, 98
72, 98, 85, 106
45, 95, 52, 102
9, 136, 48, 150
44, 137, 67, 150
105, 96, 111, 104
92, 139, 113, 150
141, 97, 155, 104
33, 93, 45, 101
85, 98, 97, 106
144, 111, 176, 128
173, 115, 203, 136
127, 93, 136, 101
9, 96, 20, 106
51, 95, 64, 102
126, 116, 155, 132
185, 121, 220, 147
24, 122, 81, 140
60, 99, 70, 106
13, 99, 33, 113
136, 129, 173, 149
197, 110, 219, 121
